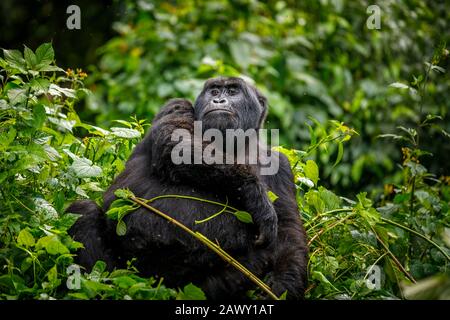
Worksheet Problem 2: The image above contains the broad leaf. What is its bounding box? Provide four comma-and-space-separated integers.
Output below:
304, 160, 319, 185
389, 82, 409, 89
177, 283, 206, 300
116, 220, 127, 236
3, 49, 26, 70
70, 157, 102, 178
232, 211, 253, 223
17, 230, 35, 247
35, 43, 54, 65
267, 190, 279, 203
24, 46, 37, 69
110, 127, 141, 139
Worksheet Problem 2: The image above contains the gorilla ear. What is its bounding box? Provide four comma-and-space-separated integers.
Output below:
257, 94, 268, 129
258, 95, 267, 109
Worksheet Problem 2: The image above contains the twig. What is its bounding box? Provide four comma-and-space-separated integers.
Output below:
129, 196, 280, 300
370, 226, 416, 284
381, 217, 450, 262
307, 212, 356, 246
146, 194, 240, 212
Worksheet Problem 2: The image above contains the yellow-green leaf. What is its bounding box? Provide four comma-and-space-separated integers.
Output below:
232, 211, 253, 224
267, 190, 279, 203
116, 220, 127, 236
304, 160, 319, 185
17, 229, 35, 247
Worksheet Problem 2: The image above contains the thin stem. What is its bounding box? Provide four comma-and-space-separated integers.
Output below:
195, 197, 229, 224
381, 217, 450, 262
419, 62, 432, 116
307, 212, 356, 246
146, 194, 239, 212
409, 176, 416, 217
130, 196, 280, 300
305, 208, 354, 229
371, 226, 416, 284
10, 194, 35, 214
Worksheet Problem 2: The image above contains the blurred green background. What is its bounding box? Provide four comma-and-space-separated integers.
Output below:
1, 0, 448, 203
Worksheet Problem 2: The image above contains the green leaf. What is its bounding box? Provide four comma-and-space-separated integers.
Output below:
37, 235, 69, 255
112, 119, 133, 128
356, 192, 372, 208
229, 40, 252, 70
112, 276, 137, 289
30, 78, 50, 93
297, 177, 314, 188
267, 190, 279, 203
48, 84, 76, 98
114, 188, 135, 199
110, 127, 141, 139
35, 43, 54, 65
33, 104, 47, 129
47, 265, 58, 286
394, 193, 411, 204
377, 133, 405, 141
7, 88, 27, 105
106, 198, 137, 220
17, 229, 35, 247
389, 82, 409, 89
177, 283, 206, 300
75, 123, 110, 136
36, 64, 64, 72
304, 160, 319, 185
318, 187, 341, 210
333, 142, 344, 167
311, 270, 335, 289
307, 123, 316, 146
278, 291, 288, 300
1, 127, 16, 148
23, 46, 37, 69
47, 238, 69, 255
70, 157, 102, 178
3, 49, 26, 69
90, 260, 107, 277
232, 211, 253, 224
68, 292, 89, 300
305, 190, 325, 213
83, 280, 114, 293
116, 220, 127, 236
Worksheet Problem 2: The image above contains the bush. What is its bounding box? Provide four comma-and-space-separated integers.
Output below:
84, 0, 449, 197
1, 43, 448, 300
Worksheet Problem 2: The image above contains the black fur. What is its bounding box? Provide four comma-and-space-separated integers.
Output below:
67, 77, 308, 299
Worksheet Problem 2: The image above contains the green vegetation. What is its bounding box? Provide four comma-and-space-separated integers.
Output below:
0, 0, 449, 300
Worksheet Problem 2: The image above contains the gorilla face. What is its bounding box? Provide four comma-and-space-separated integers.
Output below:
194, 77, 268, 133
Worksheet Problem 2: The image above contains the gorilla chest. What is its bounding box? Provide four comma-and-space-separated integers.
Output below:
120, 181, 255, 256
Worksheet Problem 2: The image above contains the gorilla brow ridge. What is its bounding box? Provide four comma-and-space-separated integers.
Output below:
203, 77, 246, 91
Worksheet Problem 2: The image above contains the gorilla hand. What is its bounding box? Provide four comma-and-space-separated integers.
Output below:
237, 175, 278, 248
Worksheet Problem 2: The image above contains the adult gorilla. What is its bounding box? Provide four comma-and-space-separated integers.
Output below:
67, 77, 308, 299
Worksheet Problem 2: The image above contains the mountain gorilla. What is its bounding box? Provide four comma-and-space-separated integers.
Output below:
67, 77, 308, 299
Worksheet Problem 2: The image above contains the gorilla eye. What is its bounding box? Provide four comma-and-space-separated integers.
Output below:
210, 88, 220, 96
227, 87, 239, 96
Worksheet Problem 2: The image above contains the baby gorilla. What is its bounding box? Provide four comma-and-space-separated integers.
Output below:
67, 77, 308, 299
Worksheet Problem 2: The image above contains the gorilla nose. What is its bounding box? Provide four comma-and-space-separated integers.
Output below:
212, 98, 228, 106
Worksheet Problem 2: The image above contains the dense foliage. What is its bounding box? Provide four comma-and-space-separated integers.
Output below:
0, 0, 449, 300
85, 0, 449, 196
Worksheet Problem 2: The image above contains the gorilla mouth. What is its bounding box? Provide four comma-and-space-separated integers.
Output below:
204, 109, 234, 116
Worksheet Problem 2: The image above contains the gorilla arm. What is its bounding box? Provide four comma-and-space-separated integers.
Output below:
122, 98, 278, 247
263, 153, 308, 299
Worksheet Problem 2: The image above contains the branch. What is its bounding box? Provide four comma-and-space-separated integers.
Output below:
129, 195, 280, 300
